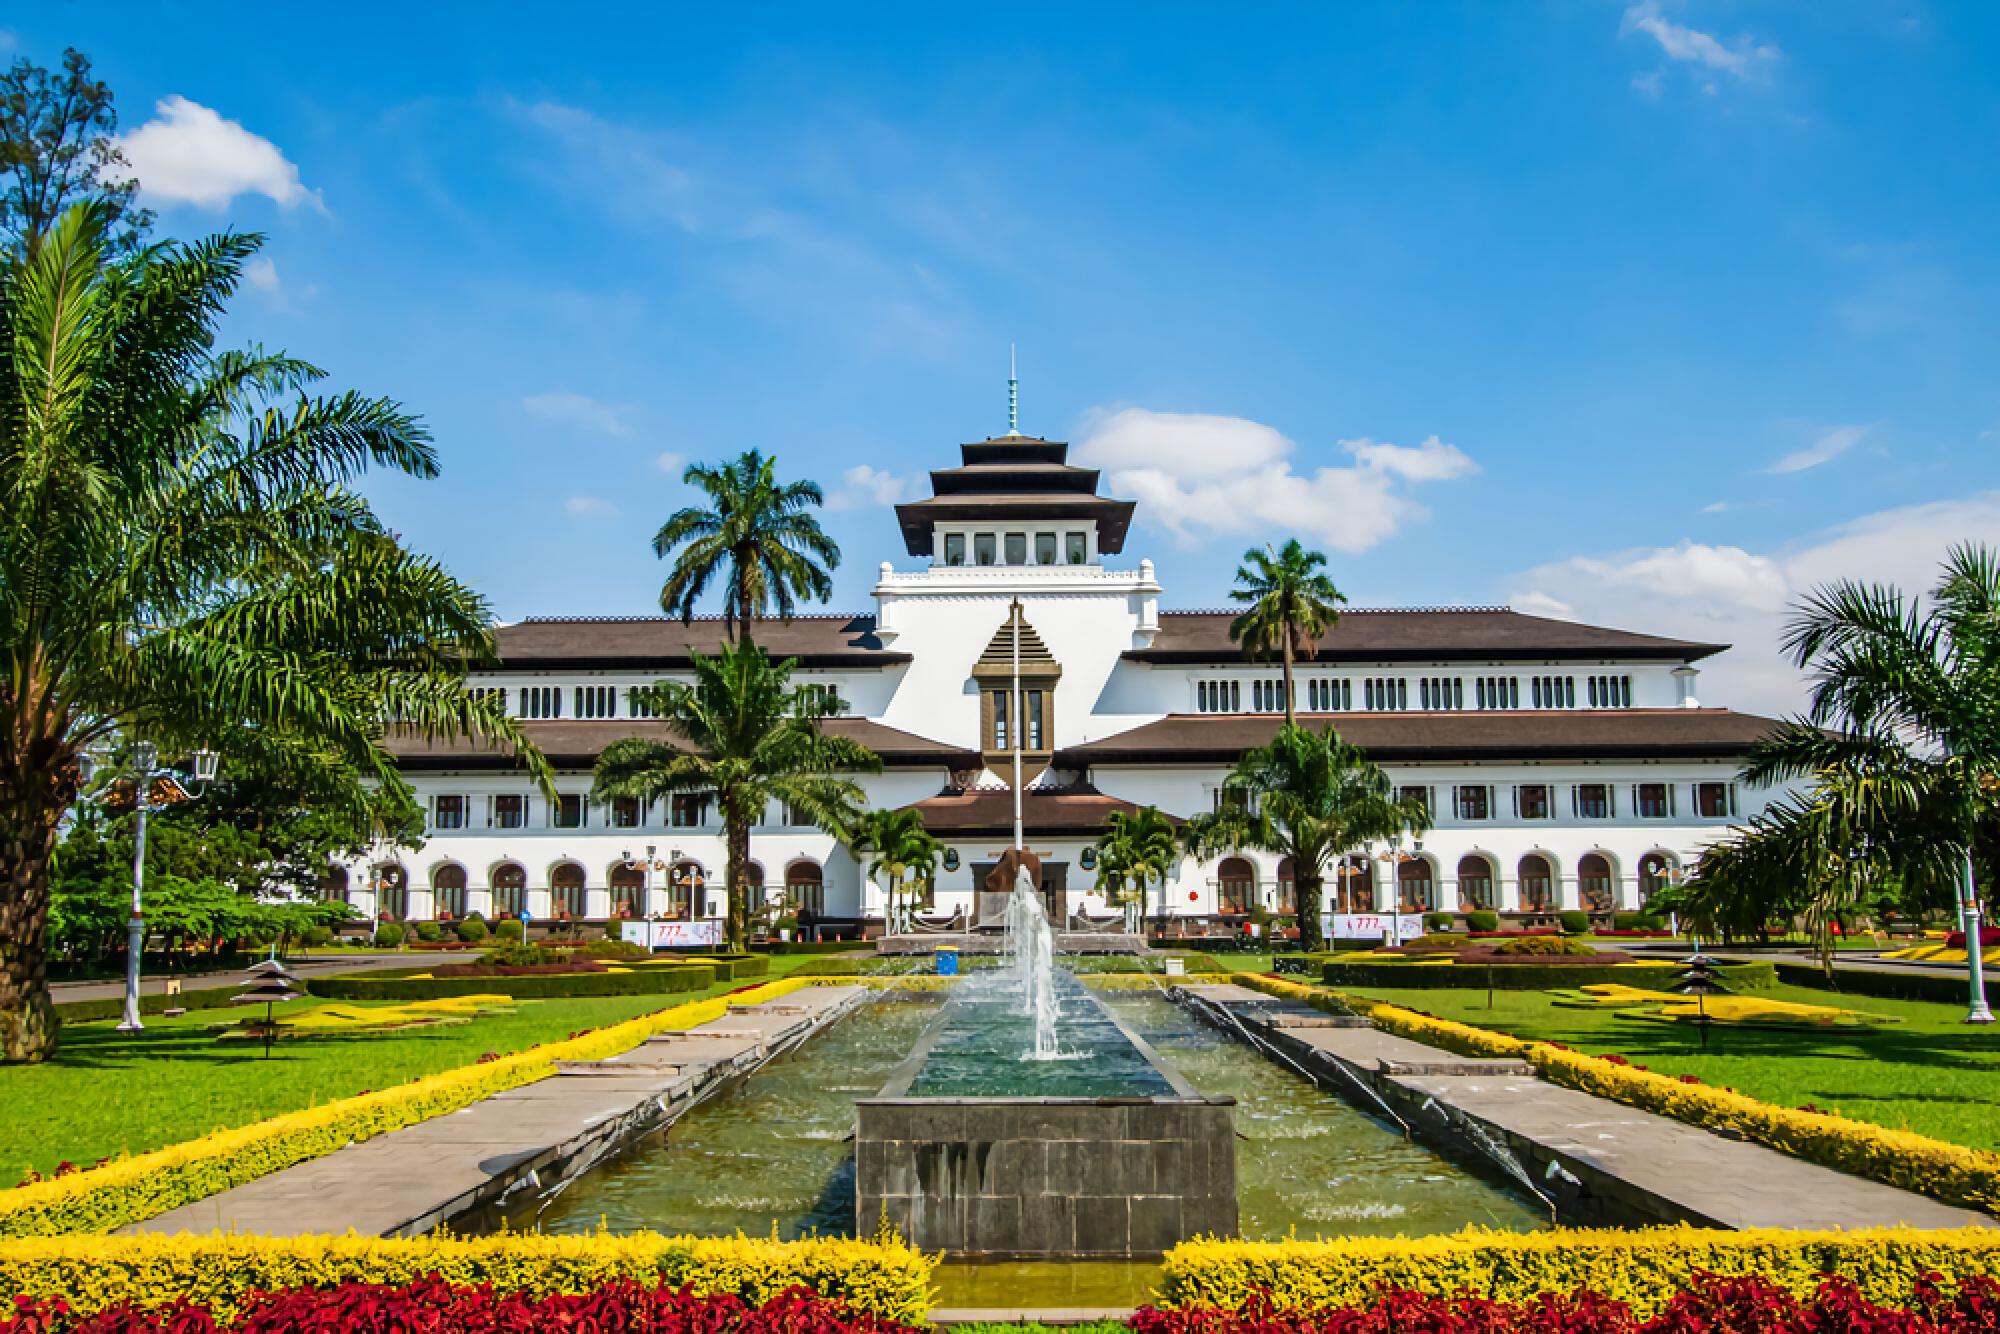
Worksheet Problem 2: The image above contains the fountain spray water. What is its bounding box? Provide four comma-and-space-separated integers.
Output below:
1002, 865, 1060, 1059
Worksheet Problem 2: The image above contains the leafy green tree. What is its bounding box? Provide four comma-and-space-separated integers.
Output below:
591, 642, 879, 951
1182, 725, 1426, 952
1229, 539, 1346, 727
0, 48, 150, 253
0, 206, 542, 1061
849, 807, 940, 933
653, 450, 840, 647
1093, 806, 1179, 933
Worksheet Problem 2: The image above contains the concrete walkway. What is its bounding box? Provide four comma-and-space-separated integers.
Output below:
1178, 983, 1993, 1232
123, 985, 870, 1237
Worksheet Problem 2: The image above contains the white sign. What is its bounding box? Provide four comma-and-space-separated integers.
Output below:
619, 920, 725, 950
1327, 913, 1426, 942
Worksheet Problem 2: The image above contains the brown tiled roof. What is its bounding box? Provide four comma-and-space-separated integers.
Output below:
386, 718, 976, 770
898, 785, 1159, 836
490, 615, 908, 669
1127, 608, 1726, 664
1059, 709, 1785, 764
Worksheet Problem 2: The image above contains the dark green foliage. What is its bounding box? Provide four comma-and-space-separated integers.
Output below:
1612, 911, 1655, 931
1423, 912, 1455, 932
0, 47, 151, 251
1495, 933, 1597, 957
54, 983, 243, 1023
1558, 910, 1591, 935
1466, 911, 1500, 932
571, 937, 647, 961
454, 917, 488, 944
762, 939, 873, 955
1773, 960, 1966, 1004
373, 924, 405, 948
413, 921, 443, 943
494, 920, 525, 942
301, 926, 333, 948
308, 965, 716, 1001
1324, 959, 1775, 990
481, 942, 561, 968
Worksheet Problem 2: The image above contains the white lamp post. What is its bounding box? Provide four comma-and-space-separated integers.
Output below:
116, 743, 219, 1033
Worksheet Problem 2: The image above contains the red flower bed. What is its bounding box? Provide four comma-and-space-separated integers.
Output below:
1947, 925, 2000, 950
1467, 929, 1560, 939
1132, 1273, 2000, 1333
1594, 929, 1673, 939
1, 1280, 920, 1334
429, 960, 609, 978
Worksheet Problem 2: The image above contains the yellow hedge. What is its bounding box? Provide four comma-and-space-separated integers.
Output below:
0, 977, 815, 1237
1160, 1226, 2000, 1314
1228, 972, 2000, 1215
0, 1230, 934, 1324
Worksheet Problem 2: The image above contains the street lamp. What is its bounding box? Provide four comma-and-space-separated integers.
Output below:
115, 743, 219, 1033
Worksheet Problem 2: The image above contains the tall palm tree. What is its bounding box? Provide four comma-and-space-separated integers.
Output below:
0, 205, 542, 1061
592, 643, 879, 951
1093, 806, 1179, 934
849, 807, 940, 933
1229, 540, 1346, 726
1712, 544, 2000, 1019
653, 450, 840, 647
1183, 725, 1426, 952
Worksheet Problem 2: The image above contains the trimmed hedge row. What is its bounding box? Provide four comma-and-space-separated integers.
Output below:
1774, 959, 1972, 1006
54, 985, 244, 1025
1157, 1226, 2000, 1316
0, 978, 815, 1236
306, 965, 718, 1002
761, 939, 876, 955
0, 1231, 933, 1324
1320, 958, 1776, 991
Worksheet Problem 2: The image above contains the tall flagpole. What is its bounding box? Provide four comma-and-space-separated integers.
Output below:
1011, 598, 1024, 852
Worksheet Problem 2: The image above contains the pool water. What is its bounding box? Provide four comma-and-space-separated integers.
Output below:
903, 967, 1174, 1098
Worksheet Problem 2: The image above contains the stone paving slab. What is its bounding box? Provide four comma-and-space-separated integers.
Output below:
1176, 983, 1298, 1006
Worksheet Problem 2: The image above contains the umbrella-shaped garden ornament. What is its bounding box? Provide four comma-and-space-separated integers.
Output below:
1671, 951, 1734, 1050
231, 958, 303, 1058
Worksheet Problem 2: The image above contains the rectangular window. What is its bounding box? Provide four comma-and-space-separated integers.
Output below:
975, 533, 996, 566
1636, 782, 1669, 818
992, 689, 1009, 749
626, 687, 656, 720
492, 794, 527, 829
1034, 532, 1057, 565
944, 533, 966, 566
1454, 785, 1490, 821
1065, 532, 1087, 564
1027, 691, 1045, 749
670, 793, 708, 828
1004, 532, 1027, 565
553, 794, 585, 828
1695, 781, 1732, 818
433, 794, 467, 830
1398, 785, 1432, 818
1517, 784, 1551, 820
1575, 784, 1610, 819
611, 796, 642, 828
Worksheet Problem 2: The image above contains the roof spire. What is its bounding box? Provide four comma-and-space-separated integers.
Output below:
1008, 343, 1019, 435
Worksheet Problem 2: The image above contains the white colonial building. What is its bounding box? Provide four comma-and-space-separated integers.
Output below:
334, 426, 1786, 935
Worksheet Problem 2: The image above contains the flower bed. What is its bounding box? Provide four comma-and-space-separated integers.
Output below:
306, 964, 717, 1001
429, 960, 610, 977
0, 978, 812, 1236
1156, 1225, 2000, 1316
1318, 958, 1774, 991
0, 1232, 931, 1325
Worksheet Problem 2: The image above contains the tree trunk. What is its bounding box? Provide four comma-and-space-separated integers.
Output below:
0, 768, 67, 1062
734, 557, 756, 651
1282, 633, 1296, 728
725, 799, 753, 953
1296, 866, 1326, 953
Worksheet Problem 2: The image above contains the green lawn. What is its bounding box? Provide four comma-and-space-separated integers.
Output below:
1334, 979, 2000, 1153
0, 960, 810, 1181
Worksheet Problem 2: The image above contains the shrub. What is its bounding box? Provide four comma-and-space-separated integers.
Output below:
414, 921, 444, 943
574, 937, 649, 962
1465, 911, 1499, 932
372, 924, 405, 948
1558, 909, 1590, 935
1320, 959, 1761, 991
481, 942, 563, 968
0, 1232, 932, 1324
455, 917, 489, 944
795, 957, 869, 977
1611, 911, 1653, 931
1422, 912, 1455, 933
1775, 960, 1965, 1004
300, 926, 333, 948
309, 966, 716, 1002
1495, 933, 1598, 957
432, 960, 608, 978
494, 919, 525, 942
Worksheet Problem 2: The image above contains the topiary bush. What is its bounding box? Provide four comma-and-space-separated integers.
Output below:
1423, 912, 1455, 933
1558, 910, 1591, 935
1611, 911, 1653, 931
494, 919, 525, 942
373, 923, 405, 948
455, 917, 489, 944
1466, 911, 1500, 933
1495, 933, 1598, 957
573, 938, 648, 962
414, 921, 444, 943
481, 942, 562, 968
301, 926, 333, 948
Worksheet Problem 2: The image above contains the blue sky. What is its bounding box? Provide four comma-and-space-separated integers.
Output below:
10, 2, 2000, 712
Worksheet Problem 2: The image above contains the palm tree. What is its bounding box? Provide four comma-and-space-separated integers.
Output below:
849, 807, 940, 934
591, 642, 879, 951
1229, 540, 1346, 726
0, 205, 542, 1061
1093, 806, 1179, 935
653, 450, 840, 647
1706, 544, 2000, 1019
1182, 725, 1427, 952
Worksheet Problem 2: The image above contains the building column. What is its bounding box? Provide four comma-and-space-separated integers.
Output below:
1616, 874, 1642, 912
408, 888, 435, 921
351, 885, 378, 922
468, 887, 495, 920
527, 888, 553, 921
1496, 876, 1521, 913
1556, 872, 1580, 912
585, 887, 612, 920
643, 883, 671, 918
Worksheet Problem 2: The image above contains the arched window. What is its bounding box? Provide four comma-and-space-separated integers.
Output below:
373, 863, 409, 921
1397, 857, 1435, 912
551, 862, 587, 919
1216, 857, 1255, 915
320, 865, 350, 905
1275, 857, 1296, 914
1456, 856, 1493, 912
608, 863, 644, 918
1639, 853, 1675, 904
671, 861, 706, 919
432, 864, 467, 919
786, 860, 825, 913
1518, 855, 1554, 912
1579, 853, 1615, 913
743, 861, 767, 897
491, 862, 527, 917
1333, 855, 1374, 914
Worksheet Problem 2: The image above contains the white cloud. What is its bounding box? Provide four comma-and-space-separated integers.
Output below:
244, 257, 280, 293
655, 451, 685, 474
113, 96, 318, 211
522, 392, 631, 438
564, 496, 618, 517
1701, 500, 1733, 514
827, 464, 916, 511
1508, 492, 2000, 716
1621, 3, 1778, 85
1764, 425, 1868, 475
1072, 408, 1477, 553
